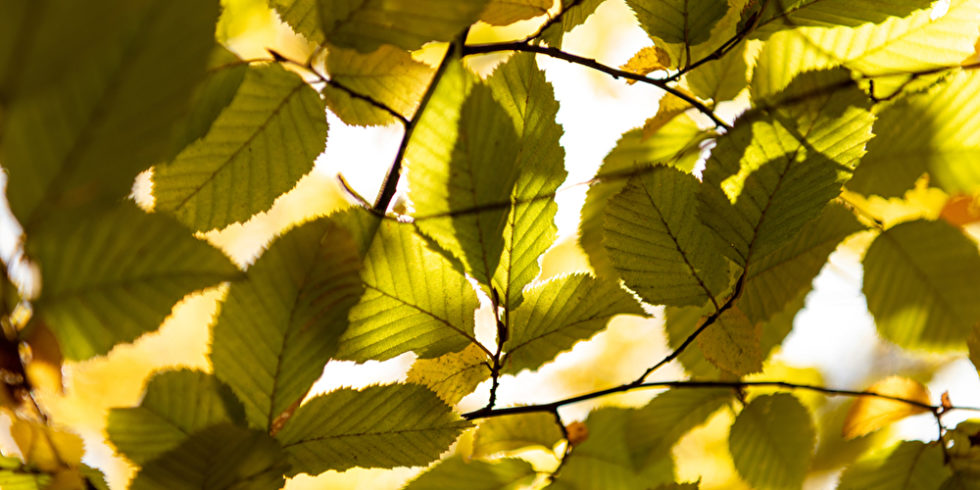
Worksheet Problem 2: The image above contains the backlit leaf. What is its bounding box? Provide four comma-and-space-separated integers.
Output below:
480, 0, 551, 25
211, 217, 363, 430
154, 63, 327, 231
275, 384, 470, 475
696, 306, 763, 376
850, 70, 980, 197
503, 273, 644, 374
130, 424, 287, 490
753, 0, 932, 34
640, 92, 694, 139
842, 376, 931, 439
406, 456, 536, 489
487, 53, 567, 309
739, 201, 864, 323
107, 369, 245, 465
473, 413, 564, 457
271, 0, 489, 52
665, 303, 722, 378
729, 393, 815, 489
323, 44, 432, 126
0, 0, 218, 230
603, 166, 729, 306
28, 202, 240, 359
413, 84, 520, 286
628, 388, 733, 467
863, 219, 980, 349
620, 46, 672, 81
838, 440, 949, 490
580, 115, 710, 277
407, 344, 490, 405
10, 419, 83, 472
337, 220, 482, 361
540, 0, 606, 47
625, 0, 729, 46
685, 42, 749, 103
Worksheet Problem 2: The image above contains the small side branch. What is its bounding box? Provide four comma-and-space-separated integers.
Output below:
460, 42, 731, 130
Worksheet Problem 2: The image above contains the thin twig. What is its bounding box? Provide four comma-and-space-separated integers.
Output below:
463, 379, 980, 420
461, 42, 731, 130
525, 0, 585, 43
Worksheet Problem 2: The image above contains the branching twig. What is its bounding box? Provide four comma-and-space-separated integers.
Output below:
463, 379, 980, 420
482, 288, 508, 411
460, 42, 732, 130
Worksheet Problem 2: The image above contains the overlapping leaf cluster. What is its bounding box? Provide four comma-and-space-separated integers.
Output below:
1, 0, 980, 488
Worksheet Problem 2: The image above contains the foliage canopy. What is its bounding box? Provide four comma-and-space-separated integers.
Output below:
1, 0, 980, 488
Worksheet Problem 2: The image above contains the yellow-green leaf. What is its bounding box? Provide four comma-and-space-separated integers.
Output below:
275, 384, 470, 475
407, 344, 490, 405
154, 64, 327, 231
480, 0, 551, 25
473, 413, 564, 457
863, 219, 980, 349
838, 440, 949, 489
842, 376, 931, 439
729, 393, 815, 489
323, 44, 432, 126
337, 220, 482, 361
28, 202, 240, 360
696, 306, 763, 376
625, 0, 729, 46
685, 42, 748, 103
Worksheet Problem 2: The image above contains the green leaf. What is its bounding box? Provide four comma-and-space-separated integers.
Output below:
729, 393, 815, 489
685, 42, 749, 103
837, 440, 949, 490
487, 53, 568, 309
580, 115, 710, 277
0, 0, 219, 230
480, 0, 551, 26
165, 45, 248, 160
323, 44, 432, 126
211, 216, 363, 430
407, 344, 490, 405
665, 303, 722, 378
271, 0, 489, 52
473, 413, 564, 457
628, 388, 733, 468
276, 384, 470, 475
404, 456, 536, 489
553, 407, 674, 489
504, 273, 644, 374
603, 166, 730, 306
154, 63, 327, 231
696, 306, 763, 376
413, 84, 520, 286
107, 369, 245, 465
698, 112, 855, 267
862, 219, 980, 349
625, 0, 729, 46
0, 471, 50, 490
541, 0, 606, 47
850, 70, 980, 197
28, 202, 240, 359
130, 424, 288, 490
739, 201, 865, 323
337, 220, 482, 361
752, 0, 978, 94
753, 0, 933, 34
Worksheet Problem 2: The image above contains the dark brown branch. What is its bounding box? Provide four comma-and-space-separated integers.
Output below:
525, 0, 585, 43
460, 42, 732, 130
667, 0, 768, 82
372, 41, 459, 212
463, 379, 980, 420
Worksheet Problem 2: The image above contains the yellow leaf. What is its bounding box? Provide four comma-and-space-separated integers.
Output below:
23, 321, 64, 395
406, 343, 490, 405
842, 376, 931, 439
10, 417, 84, 472
480, 0, 551, 26
641, 91, 694, 139
620, 45, 672, 84
696, 306, 763, 377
